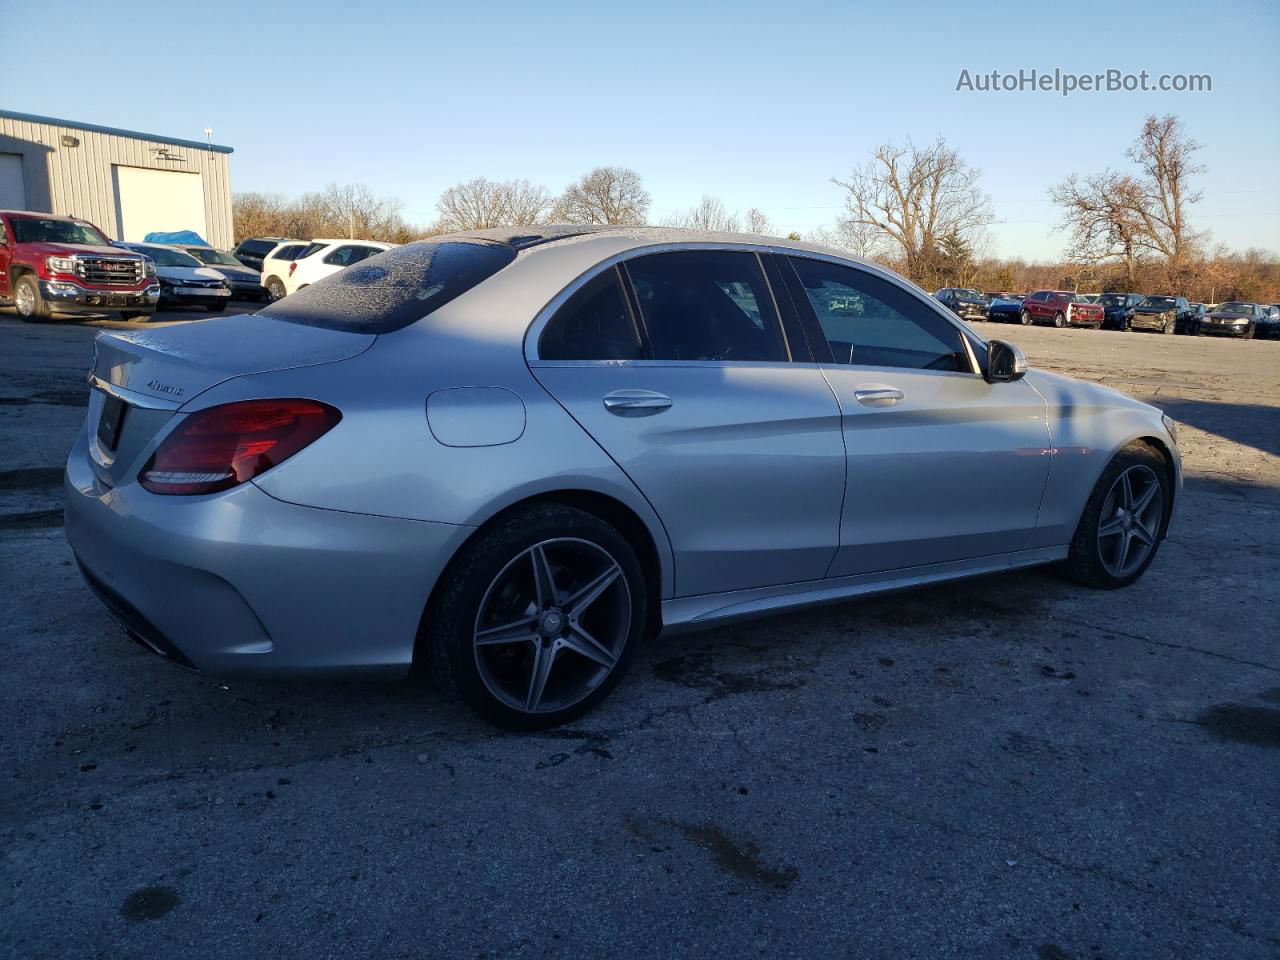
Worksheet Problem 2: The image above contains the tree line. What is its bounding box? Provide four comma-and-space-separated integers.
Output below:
232, 116, 1278, 303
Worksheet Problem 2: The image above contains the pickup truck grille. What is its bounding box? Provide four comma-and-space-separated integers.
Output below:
75, 256, 144, 286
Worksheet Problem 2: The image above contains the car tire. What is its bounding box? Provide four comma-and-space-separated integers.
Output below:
427, 504, 647, 731
265, 277, 286, 302
1053, 312, 1065, 328
1020, 309, 1032, 325
14, 275, 51, 322
1061, 442, 1169, 590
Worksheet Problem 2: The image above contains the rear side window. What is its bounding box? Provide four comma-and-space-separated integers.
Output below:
259, 240, 517, 334
625, 251, 787, 362
540, 268, 644, 361
240, 239, 275, 257
297, 242, 327, 259
271, 244, 305, 261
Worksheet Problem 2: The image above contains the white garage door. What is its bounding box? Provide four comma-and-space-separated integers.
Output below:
0, 153, 26, 209
113, 165, 207, 241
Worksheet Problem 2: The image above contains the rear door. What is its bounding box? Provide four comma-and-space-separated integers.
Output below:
529, 249, 846, 597
781, 254, 1052, 576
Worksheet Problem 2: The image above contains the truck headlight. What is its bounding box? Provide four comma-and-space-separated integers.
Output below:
143, 259, 156, 277
46, 255, 77, 274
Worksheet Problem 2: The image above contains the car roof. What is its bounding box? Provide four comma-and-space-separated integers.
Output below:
1, 209, 88, 221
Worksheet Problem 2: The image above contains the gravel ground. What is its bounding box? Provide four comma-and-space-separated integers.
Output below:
1, 309, 1277, 960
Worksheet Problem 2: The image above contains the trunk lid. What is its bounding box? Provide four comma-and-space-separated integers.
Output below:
87, 313, 374, 486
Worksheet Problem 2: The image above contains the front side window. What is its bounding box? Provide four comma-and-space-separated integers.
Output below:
540, 268, 644, 361
324, 245, 377, 267
625, 251, 787, 362
788, 257, 970, 372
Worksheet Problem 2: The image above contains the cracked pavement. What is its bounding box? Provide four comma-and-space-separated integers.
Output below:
1, 313, 1277, 959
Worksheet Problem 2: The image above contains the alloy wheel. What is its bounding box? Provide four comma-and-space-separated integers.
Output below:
472, 538, 631, 715
15, 281, 35, 317
1097, 465, 1163, 578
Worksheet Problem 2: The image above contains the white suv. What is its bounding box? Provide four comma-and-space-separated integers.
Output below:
279, 239, 395, 297
258, 240, 310, 302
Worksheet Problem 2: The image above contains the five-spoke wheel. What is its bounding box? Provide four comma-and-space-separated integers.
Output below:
428, 505, 646, 729
1096, 464, 1163, 578
473, 539, 631, 715
1063, 442, 1170, 588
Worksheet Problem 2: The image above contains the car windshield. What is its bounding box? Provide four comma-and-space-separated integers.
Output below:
258, 239, 518, 334
1099, 295, 1127, 306
131, 245, 202, 268
957, 289, 986, 302
11, 218, 111, 245
186, 247, 242, 267
1139, 297, 1176, 309
1068, 294, 1094, 304
1216, 302, 1251, 313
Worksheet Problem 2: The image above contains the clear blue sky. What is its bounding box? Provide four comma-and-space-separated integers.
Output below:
10, 0, 1278, 259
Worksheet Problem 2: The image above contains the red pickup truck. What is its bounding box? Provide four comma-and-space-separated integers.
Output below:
1019, 290, 1104, 329
0, 209, 160, 321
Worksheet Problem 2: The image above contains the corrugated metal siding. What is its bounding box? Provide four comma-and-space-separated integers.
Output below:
0, 115, 233, 248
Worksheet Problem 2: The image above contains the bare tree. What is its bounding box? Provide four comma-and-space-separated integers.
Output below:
310, 183, 406, 239
1125, 114, 1204, 268
672, 195, 741, 232
556, 167, 650, 224
435, 177, 554, 231
832, 136, 994, 285
232, 185, 411, 243
1049, 171, 1147, 286
745, 208, 772, 235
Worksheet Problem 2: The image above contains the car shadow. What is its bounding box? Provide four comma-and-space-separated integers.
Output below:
1151, 395, 1280, 458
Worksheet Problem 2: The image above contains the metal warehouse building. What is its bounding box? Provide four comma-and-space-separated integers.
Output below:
0, 109, 234, 249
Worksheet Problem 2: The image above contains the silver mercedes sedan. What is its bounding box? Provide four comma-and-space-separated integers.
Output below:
65, 227, 1181, 729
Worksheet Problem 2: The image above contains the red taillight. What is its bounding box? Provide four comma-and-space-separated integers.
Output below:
288, 261, 297, 276
139, 399, 341, 496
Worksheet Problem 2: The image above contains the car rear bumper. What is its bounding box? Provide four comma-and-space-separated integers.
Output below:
40, 280, 159, 312
63, 425, 473, 678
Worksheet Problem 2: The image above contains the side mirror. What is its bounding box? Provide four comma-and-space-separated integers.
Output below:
986, 339, 1028, 383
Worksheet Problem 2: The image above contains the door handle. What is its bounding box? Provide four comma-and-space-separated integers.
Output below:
603, 389, 673, 416
853, 387, 904, 407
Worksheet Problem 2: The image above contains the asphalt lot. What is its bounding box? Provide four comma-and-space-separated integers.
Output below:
1, 307, 1277, 960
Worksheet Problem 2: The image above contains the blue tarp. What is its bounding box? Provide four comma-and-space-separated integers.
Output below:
143, 230, 209, 246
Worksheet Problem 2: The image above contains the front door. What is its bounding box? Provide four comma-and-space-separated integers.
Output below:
530, 250, 846, 597
781, 255, 1052, 577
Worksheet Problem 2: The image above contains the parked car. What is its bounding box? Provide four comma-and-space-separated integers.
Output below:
1019, 291, 1104, 328
0, 209, 158, 321
180, 246, 266, 301
1097, 293, 1145, 331
1177, 302, 1206, 336
986, 293, 1024, 323
934, 287, 990, 321
1130, 296, 1195, 335
233, 236, 299, 272
116, 243, 231, 312
64, 227, 1181, 729
1201, 301, 1264, 339
259, 241, 314, 302
1257, 304, 1280, 339
280, 239, 396, 297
